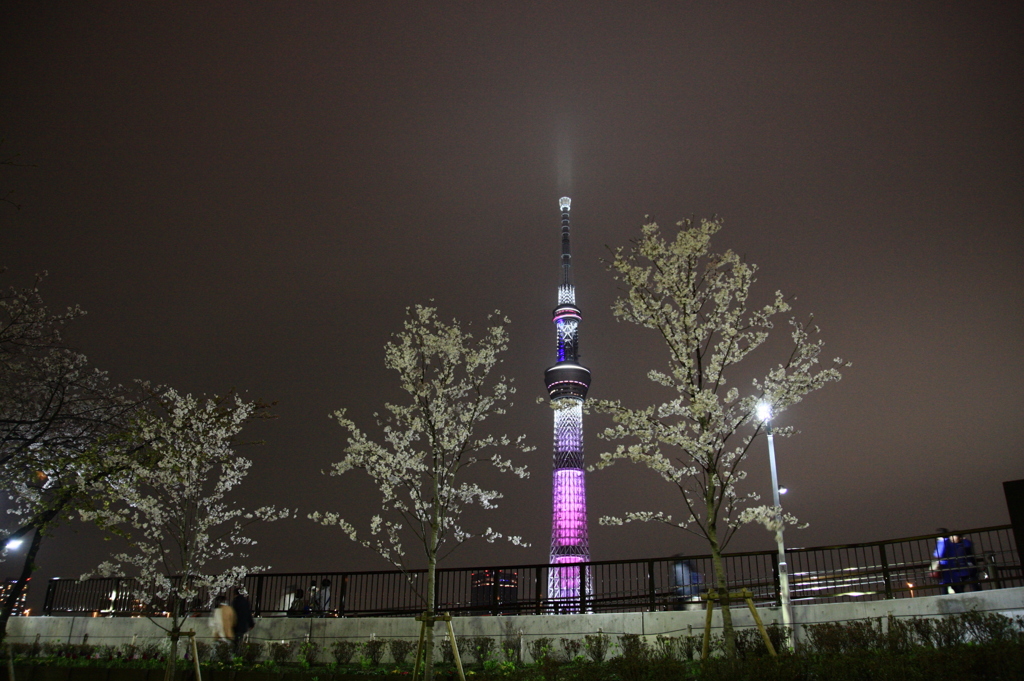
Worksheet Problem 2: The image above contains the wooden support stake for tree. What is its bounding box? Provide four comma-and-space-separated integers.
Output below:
187, 631, 202, 681
701, 589, 777, 660
743, 590, 777, 657
411, 611, 466, 681
6, 642, 16, 681
411, 613, 428, 681
702, 591, 716, 661
443, 613, 466, 681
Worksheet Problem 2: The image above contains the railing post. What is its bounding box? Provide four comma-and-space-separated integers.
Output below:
647, 560, 657, 611
878, 543, 893, 599
338, 575, 348, 617
771, 553, 782, 607
535, 568, 542, 615
252, 574, 264, 616
43, 579, 55, 615
579, 563, 588, 613
491, 570, 499, 616
987, 554, 1002, 590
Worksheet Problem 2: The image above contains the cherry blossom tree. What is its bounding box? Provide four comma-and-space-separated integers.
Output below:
591, 218, 847, 655
0, 273, 146, 640
81, 389, 290, 681
311, 305, 531, 681
0, 273, 134, 470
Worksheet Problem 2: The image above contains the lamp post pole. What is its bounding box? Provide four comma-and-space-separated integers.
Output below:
761, 405, 794, 643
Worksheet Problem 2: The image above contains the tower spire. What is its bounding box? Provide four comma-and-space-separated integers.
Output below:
544, 196, 591, 609
560, 196, 573, 289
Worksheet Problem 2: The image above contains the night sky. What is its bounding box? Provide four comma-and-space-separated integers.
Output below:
2, 2, 1021, 602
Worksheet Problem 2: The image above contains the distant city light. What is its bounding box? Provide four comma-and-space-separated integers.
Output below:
779, 486, 788, 495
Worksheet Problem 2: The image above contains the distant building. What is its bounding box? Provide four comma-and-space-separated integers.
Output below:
470, 569, 518, 613
1, 578, 29, 616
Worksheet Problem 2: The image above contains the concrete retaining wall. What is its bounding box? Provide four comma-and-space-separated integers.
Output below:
8, 587, 1023, 662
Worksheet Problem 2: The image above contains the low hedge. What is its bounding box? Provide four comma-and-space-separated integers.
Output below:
8, 643, 1024, 681
7, 610, 1024, 680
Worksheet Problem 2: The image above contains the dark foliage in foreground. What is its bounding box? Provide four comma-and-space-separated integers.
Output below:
7, 643, 1024, 681
5, 611, 1024, 680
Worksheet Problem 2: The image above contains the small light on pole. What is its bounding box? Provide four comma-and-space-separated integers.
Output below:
5, 539, 23, 550
758, 401, 794, 646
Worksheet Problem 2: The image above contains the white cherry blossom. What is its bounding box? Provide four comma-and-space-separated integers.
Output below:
80, 388, 290, 680
0, 273, 147, 642
309, 304, 530, 681
591, 218, 847, 655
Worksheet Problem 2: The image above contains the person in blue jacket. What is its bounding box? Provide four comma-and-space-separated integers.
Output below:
932, 528, 980, 593
670, 555, 703, 609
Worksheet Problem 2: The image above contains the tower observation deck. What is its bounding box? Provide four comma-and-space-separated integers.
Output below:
544, 197, 591, 608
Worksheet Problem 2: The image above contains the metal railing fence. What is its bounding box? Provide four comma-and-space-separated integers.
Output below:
43, 525, 1022, 617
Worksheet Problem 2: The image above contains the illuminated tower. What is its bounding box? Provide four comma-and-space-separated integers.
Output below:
544, 197, 592, 607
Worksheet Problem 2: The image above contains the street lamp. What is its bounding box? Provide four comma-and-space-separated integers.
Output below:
757, 402, 794, 642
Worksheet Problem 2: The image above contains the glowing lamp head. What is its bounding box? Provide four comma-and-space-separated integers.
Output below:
5, 539, 23, 550
778, 486, 788, 495
560, 197, 571, 212
757, 402, 772, 421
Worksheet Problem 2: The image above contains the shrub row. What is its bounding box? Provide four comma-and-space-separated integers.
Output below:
5, 637, 413, 668
804, 610, 1024, 654
7, 639, 165, 663
7, 641, 1024, 681
6, 610, 1024, 674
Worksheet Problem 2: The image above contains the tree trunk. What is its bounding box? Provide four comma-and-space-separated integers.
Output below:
0, 528, 43, 646
707, 522, 736, 657
163, 620, 181, 681
422, 522, 438, 681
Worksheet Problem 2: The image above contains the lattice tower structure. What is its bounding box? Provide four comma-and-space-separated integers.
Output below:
543, 197, 592, 608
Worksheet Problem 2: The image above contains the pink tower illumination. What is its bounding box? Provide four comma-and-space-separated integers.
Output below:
543, 197, 592, 608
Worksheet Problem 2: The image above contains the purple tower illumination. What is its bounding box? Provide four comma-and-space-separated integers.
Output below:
544, 197, 592, 608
